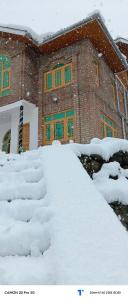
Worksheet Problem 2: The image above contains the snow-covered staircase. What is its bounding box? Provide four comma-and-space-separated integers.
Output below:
0, 151, 54, 284
0, 144, 128, 284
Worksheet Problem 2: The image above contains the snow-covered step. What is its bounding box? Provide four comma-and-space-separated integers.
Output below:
0, 219, 50, 256
0, 150, 53, 284
0, 178, 46, 201
0, 167, 44, 183
0, 199, 47, 221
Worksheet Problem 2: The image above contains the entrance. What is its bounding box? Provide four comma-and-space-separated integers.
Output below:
2, 130, 11, 153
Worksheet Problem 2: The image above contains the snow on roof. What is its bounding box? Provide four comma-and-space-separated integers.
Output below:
115, 37, 128, 45
0, 23, 53, 44
0, 25, 27, 37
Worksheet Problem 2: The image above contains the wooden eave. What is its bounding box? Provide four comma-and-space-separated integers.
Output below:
39, 19, 127, 74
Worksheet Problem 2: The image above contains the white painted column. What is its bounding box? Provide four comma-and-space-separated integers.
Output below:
29, 107, 38, 150
10, 109, 19, 153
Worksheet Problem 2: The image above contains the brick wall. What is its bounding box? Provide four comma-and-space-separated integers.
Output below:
0, 37, 25, 107
39, 38, 125, 145
0, 35, 126, 146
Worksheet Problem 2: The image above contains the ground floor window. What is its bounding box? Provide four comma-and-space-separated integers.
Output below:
100, 114, 117, 137
2, 130, 11, 153
43, 110, 75, 144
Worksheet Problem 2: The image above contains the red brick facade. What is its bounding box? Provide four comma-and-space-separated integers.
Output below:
0, 16, 128, 150
40, 39, 127, 144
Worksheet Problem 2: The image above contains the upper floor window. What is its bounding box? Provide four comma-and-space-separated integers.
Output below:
100, 114, 117, 138
118, 90, 125, 114
93, 60, 100, 86
95, 62, 100, 86
0, 55, 11, 97
112, 83, 116, 109
44, 63, 72, 92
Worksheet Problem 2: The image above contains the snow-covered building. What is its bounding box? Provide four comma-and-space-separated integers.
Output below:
0, 12, 128, 153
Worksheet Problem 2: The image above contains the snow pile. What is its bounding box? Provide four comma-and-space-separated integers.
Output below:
42, 145, 128, 284
93, 161, 128, 205
69, 137, 128, 161
0, 143, 128, 284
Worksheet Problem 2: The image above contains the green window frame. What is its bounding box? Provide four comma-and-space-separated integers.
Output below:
46, 73, 52, 90
54, 121, 64, 139
44, 63, 72, 92
100, 114, 116, 138
67, 118, 74, 137
3, 70, 10, 88
55, 69, 62, 87
65, 65, 72, 83
0, 55, 11, 97
46, 124, 51, 141
44, 110, 75, 144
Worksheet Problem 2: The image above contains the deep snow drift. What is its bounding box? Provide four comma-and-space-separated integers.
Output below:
0, 142, 128, 284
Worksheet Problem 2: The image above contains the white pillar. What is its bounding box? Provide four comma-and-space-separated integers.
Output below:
29, 107, 38, 150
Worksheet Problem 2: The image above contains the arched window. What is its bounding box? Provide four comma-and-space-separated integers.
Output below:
2, 130, 11, 153
0, 55, 11, 97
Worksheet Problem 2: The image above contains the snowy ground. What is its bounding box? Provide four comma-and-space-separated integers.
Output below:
0, 141, 128, 284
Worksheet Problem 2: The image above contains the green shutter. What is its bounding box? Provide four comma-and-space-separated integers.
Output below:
55, 121, 64, 139
67, 119, 74, 137
101, 123, 105, 137
46, 124, 51, 140
0, 63, 2, 91
65, 65, 72, 83
106, 126, 113, 137
3, 71, 9, 88
55, 69, 61, 87
100, 114, 116, 129
46, 73, 52, 89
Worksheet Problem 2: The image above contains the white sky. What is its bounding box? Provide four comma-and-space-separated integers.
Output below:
0, 0, 128, 39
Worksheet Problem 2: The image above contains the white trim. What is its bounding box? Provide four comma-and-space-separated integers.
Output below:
0, 26, 26, 36
0, 100, 36, 113
0, 100, 38, 153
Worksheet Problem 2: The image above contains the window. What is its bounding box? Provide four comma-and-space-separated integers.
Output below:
100, 115, 116, 138
55, 69, 62, 87
0, 55, 11, 97
94, 61, 100, 86
46, 124, 51, 141
112, 84, 116, 109
43, 110, 75, 144
65, 65, 72, 83
54, 121, 64, 139
46, 72, 52, 90
67, 118, 74, 138
44, 63, 72, 91
118, 90, 124, 114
